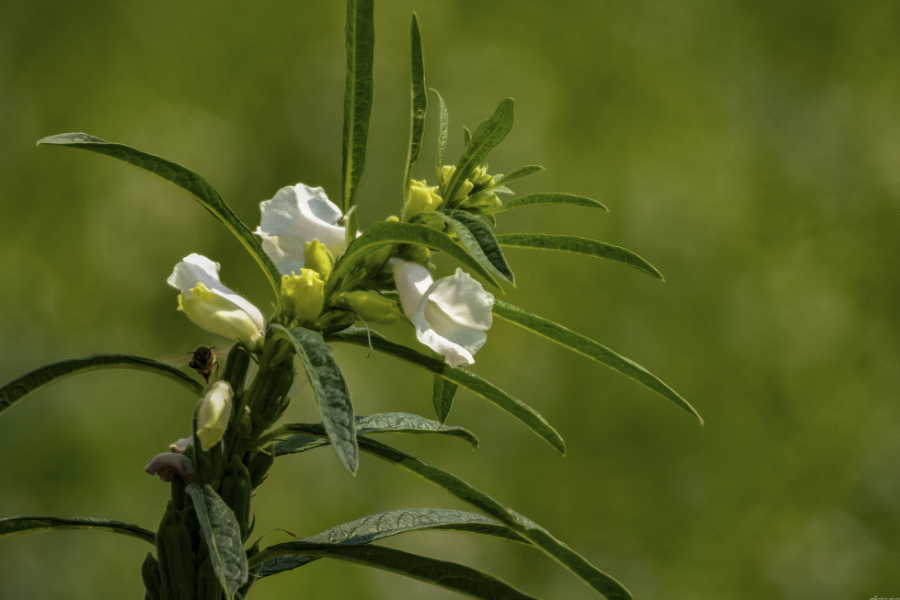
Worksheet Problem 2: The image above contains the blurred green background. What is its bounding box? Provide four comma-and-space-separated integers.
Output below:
2, 1, 899, 598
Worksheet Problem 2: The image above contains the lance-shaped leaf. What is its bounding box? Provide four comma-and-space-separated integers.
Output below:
492, 300, 701, 423
474, 193, 608, 215
276, 412, 478, 457
329, 328, 565, 454
36, 133, 282, 297
444, 98, 515, 203
403, 13, 427, 202
0, 516, 155, 546
0, 354, 204, 417
341, 0, 375, 214
326, 221, 501, 297
184, 484, 248, 600
433, 89, 450, 178
493, 166, 544, 187
437, 209, 515, 284
272, 325, 358, 473
496, 233, 663, 280
277, 428, 631, 600
432, 372, 458, 424
257, 507, 522, 577
255, 542, 539, 599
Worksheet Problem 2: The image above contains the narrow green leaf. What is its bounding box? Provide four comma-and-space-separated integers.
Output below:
492, 300, 701, 423
345, 205, 360, 252
37, 133, 282, 297
496, 233, 663, 280
278, 430, 632, 600
272, 325, 358, 473
493, 166, 544, 187
432, 373, 458, 424
0, 516, 155, 545
277, 412, 479, 455
273, 434, 330, 456
432, 89, 450, 178
403, 13, 428, 202
475, 193, 608, 215
0, 354, 204, 417
462, 125, 472, 147
445, 98, 515, 204
326, 221, 501, 297
257, 507, 521, 577
437, 209, 515, 284
184, 484, 248, 600
341, 0, 376, 213
329, 328, 565, 454
255, 541, 539, 599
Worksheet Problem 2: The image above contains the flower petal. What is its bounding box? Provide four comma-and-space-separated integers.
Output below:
167, 254, 266, 332
257, 184, 347, 274
389, 258, 435, 317
390, 259, 494, 367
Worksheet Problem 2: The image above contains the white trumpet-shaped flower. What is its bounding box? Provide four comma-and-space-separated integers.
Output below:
256, 184, 348, 275
167, 254, 266, 351
389, 258, 494, 367
196, 381, 234, 451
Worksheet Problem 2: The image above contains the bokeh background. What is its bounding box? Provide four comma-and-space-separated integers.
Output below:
2, 1, 899, 598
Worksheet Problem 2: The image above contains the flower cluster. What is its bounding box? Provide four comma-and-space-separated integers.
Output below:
167, 182, 495, 371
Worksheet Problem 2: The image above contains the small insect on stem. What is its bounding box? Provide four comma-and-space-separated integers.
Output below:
189, 346, 220, 386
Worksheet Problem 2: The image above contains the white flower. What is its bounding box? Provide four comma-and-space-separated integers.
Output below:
256, 184, 348, 275
167, 254, 265, 351
389, 259, 494, 367
196, 381, 233, 451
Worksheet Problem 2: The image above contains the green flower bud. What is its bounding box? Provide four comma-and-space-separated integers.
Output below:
340, 291, 401, 324
315, 309, 357, 334
402, 180, 443, 222
280, 269, 325, 325
398, 244, 430, 262
363, 243, 396, 274
440, 165, 456, 187
468, 164, 494, 188
463, 191, 502, 211
452, 179, 474, 205
304, 239, 334, 280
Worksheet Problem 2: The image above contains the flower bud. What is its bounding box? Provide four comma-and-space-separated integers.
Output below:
196, 381, 234, 451
145, 452, 195, 483
468, 164, 494, 188
398, 244, 431, 262
463, 191, 502, 212
439, 165, 474, 204
340, 291, 401, 324
280, 269, 325, 325
304, 239, 335, 281
440, 165, 456, 187
402, 180, 443, 222
315, 309, 357, 334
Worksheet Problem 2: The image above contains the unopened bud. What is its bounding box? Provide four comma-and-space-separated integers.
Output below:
402, 180, 443, 222
340, 291, 401, 324
196, 381, 234, 451
281, 269, 325, 325
304, 239, 334, 281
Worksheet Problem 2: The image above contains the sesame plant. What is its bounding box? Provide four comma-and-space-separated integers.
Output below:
0, 2, 701, 599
